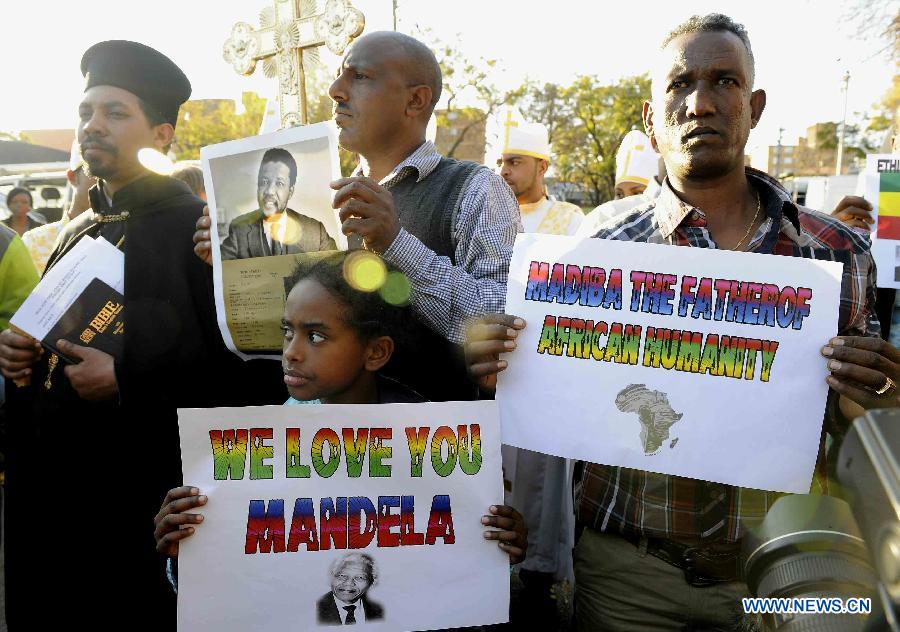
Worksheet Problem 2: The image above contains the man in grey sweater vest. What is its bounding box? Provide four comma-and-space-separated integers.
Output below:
195, 32, 520, 401
326, 31, 520, 400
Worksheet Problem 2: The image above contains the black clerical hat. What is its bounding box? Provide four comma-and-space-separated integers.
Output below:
80, 40, 191, 127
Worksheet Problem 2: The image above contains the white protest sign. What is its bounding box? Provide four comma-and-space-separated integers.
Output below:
866, 154, 900, 289
498, 234, 843, 494
178, 401, 508, 631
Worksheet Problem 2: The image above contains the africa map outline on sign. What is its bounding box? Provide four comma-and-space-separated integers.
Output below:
615, 384, 683, 455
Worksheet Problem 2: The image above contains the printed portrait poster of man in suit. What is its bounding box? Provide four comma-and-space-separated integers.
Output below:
317, 553, 385, 626
220, 147, 336, 260
201, 125, 344, 358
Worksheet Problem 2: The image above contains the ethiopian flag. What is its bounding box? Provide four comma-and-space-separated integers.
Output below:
877, 171, 900, 240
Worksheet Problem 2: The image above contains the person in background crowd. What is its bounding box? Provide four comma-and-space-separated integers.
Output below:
2, 187, 45, 236
171, 162, 206, 201
22, 142, 97, 274
497, 109, 583, 236
613, 130, 659, 200
494, 110, 579, 627
576, 131, 664, 238
0, 223, 38, 407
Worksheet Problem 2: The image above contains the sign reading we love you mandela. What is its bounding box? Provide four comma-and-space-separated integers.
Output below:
177, 401, 508, 631
498, 234, 843, 494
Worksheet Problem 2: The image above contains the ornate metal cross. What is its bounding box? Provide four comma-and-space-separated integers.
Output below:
223, 0, 365, 127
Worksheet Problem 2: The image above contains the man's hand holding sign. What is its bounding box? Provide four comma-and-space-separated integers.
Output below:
465, 314, 526, 393
822, 335, 900, 415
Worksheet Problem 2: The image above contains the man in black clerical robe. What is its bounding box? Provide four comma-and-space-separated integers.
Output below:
0, 40, 282, 629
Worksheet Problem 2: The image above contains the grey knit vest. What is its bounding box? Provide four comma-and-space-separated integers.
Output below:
353, 156, 484, 401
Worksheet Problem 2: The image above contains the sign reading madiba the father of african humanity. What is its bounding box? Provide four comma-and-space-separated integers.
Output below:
177, 401, 508, 631
498, 234, 843, 494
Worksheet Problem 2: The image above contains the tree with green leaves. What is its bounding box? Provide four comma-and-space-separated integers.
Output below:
549, 74, 650, 206
510, 80, 569, 145
845, 0, 899, 61
419, 30, 510, 159
868, 74, 899, 144
173, 92, 267, 160
813, 120, 873, 161
847, 0, 898, 149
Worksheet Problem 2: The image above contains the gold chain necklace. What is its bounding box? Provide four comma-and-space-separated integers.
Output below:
95, 210, 130, 223
732, 189, 761, 251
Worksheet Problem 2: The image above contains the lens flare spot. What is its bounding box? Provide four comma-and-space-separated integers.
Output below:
137, 148, 175, 175
270, 213, 300, 245
379, 271, 411, 305
344, 251, 387, 292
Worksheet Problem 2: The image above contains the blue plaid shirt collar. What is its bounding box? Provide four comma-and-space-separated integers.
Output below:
655, 167, 801, 241
353, 141, 441, 186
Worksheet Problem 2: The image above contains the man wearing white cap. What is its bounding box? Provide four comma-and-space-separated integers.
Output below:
498, 110, 583, 236
576, 130, 662, 238
497, 108, 579, 627
614, 129, 659, 199
21, 141, 96, 274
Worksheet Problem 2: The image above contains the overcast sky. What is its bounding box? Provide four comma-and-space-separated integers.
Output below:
3, 0, 894, 166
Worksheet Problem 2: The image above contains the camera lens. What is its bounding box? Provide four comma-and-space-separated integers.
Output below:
742, 495, 877, 631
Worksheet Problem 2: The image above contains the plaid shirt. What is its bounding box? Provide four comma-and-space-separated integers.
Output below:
355, 141, 521, 344
576, 167, 879, 544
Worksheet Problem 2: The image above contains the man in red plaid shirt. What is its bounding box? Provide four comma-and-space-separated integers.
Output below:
465, 13, 900, 631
